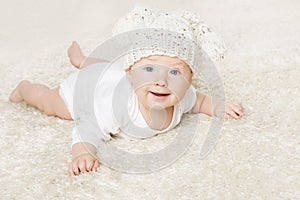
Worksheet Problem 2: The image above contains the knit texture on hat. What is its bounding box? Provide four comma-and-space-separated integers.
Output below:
112, 7, 226, 72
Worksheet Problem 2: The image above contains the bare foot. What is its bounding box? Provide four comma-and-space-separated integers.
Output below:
67, 41, 86, 69
9, 80, 30, 103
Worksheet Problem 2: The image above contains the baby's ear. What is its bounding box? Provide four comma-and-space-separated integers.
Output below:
126, 68, 133, 83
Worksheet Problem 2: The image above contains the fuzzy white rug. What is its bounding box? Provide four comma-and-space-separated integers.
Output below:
0, 0, 299, 199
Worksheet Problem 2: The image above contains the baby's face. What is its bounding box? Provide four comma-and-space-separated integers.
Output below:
126, 55, 193, 110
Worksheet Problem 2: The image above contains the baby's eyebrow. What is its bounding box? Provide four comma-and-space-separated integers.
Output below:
171, 63, 187, 69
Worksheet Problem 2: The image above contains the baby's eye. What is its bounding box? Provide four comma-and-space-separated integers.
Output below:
169, 69, 180, 76
145, 66, 154, 72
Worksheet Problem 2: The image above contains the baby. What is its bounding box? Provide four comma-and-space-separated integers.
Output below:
9, 7, 244, 176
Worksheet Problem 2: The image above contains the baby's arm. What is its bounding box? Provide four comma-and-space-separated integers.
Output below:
191, 91, 244, 119
69, 142, 100, 176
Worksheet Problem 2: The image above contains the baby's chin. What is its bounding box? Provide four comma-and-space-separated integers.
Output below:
147, 100, 178, 110
148, 104, 168, 110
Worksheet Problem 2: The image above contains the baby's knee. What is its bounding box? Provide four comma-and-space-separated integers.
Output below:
41, 88, 72, 119
37, 90, 57, 116
37, 101, 55, 116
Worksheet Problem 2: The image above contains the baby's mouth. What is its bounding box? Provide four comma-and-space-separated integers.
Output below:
149, 91, 170, 97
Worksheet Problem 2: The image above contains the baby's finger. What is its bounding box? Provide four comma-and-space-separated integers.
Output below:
232, 104, 244, 117
227, 109, 240, 119
78, 159, 87, 173
85, 159, 94, 172
224, 113, 231, 120
69, 163, 75, 176
71, 161, 80, 176
92, 160, 100, 172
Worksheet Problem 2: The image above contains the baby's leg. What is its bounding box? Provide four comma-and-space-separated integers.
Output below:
9, 80, 72, 120
68, 41, 109, 69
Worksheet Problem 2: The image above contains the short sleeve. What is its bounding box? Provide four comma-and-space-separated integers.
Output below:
180, 85, 197, 114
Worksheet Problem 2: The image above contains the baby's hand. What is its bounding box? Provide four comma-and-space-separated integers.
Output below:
224, 102, 244, 120
69, 153, 100, 176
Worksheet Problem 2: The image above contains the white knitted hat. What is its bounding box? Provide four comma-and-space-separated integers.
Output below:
112, 7, 226, 73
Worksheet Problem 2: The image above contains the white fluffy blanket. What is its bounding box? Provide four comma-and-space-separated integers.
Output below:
0, 0, 299, 199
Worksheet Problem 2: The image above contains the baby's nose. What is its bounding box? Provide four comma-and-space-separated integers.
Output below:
153, 67, 169, 87
154, 79, 167, 87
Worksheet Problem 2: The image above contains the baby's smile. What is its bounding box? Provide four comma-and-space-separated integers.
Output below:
149, 91, 170, 96
149, 91, 171, 100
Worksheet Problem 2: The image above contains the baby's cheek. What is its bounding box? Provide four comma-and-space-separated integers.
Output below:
168, 83, 190, 101
170, 95, 180, 105
135, 86, 149, 98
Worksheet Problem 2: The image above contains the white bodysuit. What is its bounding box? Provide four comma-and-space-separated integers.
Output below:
59, 62, 197, 147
